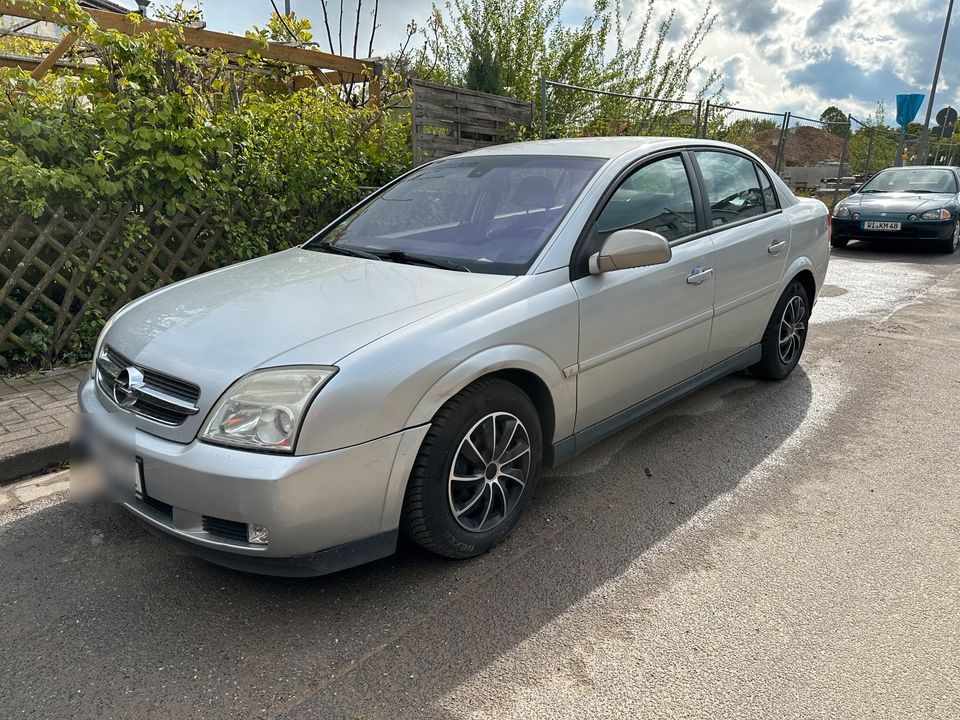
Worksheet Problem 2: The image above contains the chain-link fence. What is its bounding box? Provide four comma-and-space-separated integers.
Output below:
538, 79, 703, 142
776, 114, 850, 203
537, 77, 959, 199
847, 116, 904, 175
700, 103, 789, 171
924, 130, 960, 166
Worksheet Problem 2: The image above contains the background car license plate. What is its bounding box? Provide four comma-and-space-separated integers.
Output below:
863, 220, 901, 231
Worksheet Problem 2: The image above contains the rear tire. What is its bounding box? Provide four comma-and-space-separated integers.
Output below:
939, 221, 959, 254
749, 281, 810, 381
400, 378, 542, 559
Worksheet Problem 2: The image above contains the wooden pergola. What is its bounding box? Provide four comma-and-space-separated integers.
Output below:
0, 0, 380, 100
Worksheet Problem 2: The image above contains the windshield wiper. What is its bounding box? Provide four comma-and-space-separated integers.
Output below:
308, 242, 382, 261
378, 250, 471, 273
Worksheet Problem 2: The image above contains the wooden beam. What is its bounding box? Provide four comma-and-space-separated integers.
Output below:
29, 31, 75, 79
0, 53, 83, 72
0, 1, 372, 75
292, 70, 369, 89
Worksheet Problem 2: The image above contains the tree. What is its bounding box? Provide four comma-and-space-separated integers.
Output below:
417, 0, 721, 137
846, 101, 897, 174
464, 36, 503, 94
819, 105, 850, 137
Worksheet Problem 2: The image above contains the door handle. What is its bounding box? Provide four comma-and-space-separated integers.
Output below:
687, 267, 714, 285
768, 240, 787, 254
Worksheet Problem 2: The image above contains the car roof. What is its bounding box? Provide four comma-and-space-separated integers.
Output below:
877, 165, 958, 171
455, 136, 751, 161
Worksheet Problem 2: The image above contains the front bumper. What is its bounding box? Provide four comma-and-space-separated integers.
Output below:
77, 376, 428, 575
833, 217, 955, 242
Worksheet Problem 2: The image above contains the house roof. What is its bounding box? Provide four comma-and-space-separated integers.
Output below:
79, 0, 135, 14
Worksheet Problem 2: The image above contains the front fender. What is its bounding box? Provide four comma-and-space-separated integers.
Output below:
404, 344, 576, 442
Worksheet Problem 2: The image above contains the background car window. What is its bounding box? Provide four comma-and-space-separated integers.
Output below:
757, 164, 778, 212
596, 155, 697, 242
695, 151, 765, 227
860, 168, 958, 193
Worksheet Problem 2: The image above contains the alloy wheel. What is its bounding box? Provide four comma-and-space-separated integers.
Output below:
448, 412, 531, 532
778, 295, 807, 365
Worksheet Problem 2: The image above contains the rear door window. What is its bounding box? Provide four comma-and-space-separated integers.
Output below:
757, 164, 779, 212
695, 151, 766, 227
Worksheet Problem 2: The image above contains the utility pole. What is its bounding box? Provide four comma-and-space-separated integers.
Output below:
284, 0, 291, 15
918, 0, 954, 164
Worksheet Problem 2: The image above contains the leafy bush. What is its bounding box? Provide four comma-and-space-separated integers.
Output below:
0, 1, 411, 367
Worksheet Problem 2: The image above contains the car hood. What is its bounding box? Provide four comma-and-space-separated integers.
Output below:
843, 192, 958, 214
102, 248, 512, 440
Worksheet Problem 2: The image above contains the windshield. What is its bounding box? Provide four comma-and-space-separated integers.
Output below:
305, 155, 604, 274
860, 168, 958, 194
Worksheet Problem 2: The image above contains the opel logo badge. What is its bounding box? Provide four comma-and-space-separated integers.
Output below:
114, 366, 145, 409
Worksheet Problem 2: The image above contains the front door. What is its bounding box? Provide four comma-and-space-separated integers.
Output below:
572, 153, 716, 432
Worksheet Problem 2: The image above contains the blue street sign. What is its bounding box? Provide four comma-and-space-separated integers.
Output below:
896, 93, 925, 128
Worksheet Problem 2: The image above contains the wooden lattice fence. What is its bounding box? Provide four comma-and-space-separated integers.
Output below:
0, 202, 323, 368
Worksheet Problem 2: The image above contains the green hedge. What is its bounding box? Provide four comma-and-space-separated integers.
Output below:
0, 2, 411, 367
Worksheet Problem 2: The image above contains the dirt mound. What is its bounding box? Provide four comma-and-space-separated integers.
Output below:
753, 125, 844, 167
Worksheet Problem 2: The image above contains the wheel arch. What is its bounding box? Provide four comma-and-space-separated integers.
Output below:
792, 268, 817, 310
380, 348, 571, 536
782, 255, 818, 309
403, 345, 572, 448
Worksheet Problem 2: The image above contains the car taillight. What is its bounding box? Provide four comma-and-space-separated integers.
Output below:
827, 212, 832, 244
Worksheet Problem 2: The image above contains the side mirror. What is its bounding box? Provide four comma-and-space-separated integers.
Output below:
588, 229, 672, 274
849, 185, 861, 194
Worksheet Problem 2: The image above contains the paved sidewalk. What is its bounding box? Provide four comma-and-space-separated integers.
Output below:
0, 366, 85, 483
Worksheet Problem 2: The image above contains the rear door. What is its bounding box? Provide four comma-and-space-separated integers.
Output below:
572, 152, 716, 432
691, 150, 790, 367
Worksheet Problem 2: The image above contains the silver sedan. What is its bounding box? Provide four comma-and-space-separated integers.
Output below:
76, 137, 830, 575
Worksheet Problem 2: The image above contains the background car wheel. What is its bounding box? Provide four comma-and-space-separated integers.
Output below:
401, 378, 542, 559
941, 221, 959, 254
831, 237, 849, 249
749, 281, 810, 381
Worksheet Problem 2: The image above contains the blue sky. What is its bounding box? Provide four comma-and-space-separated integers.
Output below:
134, 0, 959, 123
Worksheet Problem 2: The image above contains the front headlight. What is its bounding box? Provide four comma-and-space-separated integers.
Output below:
834, 205, 850, 218
200, 366, 337, 453
920, 208, 952, 221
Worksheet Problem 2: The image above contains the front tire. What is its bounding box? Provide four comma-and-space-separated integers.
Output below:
749, 281, 810, 381
401, 378, 542, 559
939, 221, 959, 254
831, 237, 849, 249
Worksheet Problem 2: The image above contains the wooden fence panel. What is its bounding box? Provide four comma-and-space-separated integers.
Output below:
411, 80, 533, 165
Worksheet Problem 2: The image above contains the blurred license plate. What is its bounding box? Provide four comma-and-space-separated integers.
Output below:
71, 415, 139, 502
863, 221, 901, 231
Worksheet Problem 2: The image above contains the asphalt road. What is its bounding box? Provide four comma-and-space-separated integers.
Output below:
2, 239, 959, 720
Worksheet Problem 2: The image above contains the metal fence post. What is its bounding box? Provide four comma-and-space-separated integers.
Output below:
539, 77, 548, 140
864, 125, 876, 175
701, 102, 710, 138
774, 111, 790, 172
833, 115, 851, 208
693, 101, 702, 139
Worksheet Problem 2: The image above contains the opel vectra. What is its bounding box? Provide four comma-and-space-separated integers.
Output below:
78, 138, 830, 575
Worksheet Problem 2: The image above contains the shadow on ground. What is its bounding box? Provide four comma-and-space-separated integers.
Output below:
0, 367, 814, 720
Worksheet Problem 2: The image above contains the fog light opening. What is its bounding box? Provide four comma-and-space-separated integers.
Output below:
248, 523, 270, 545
